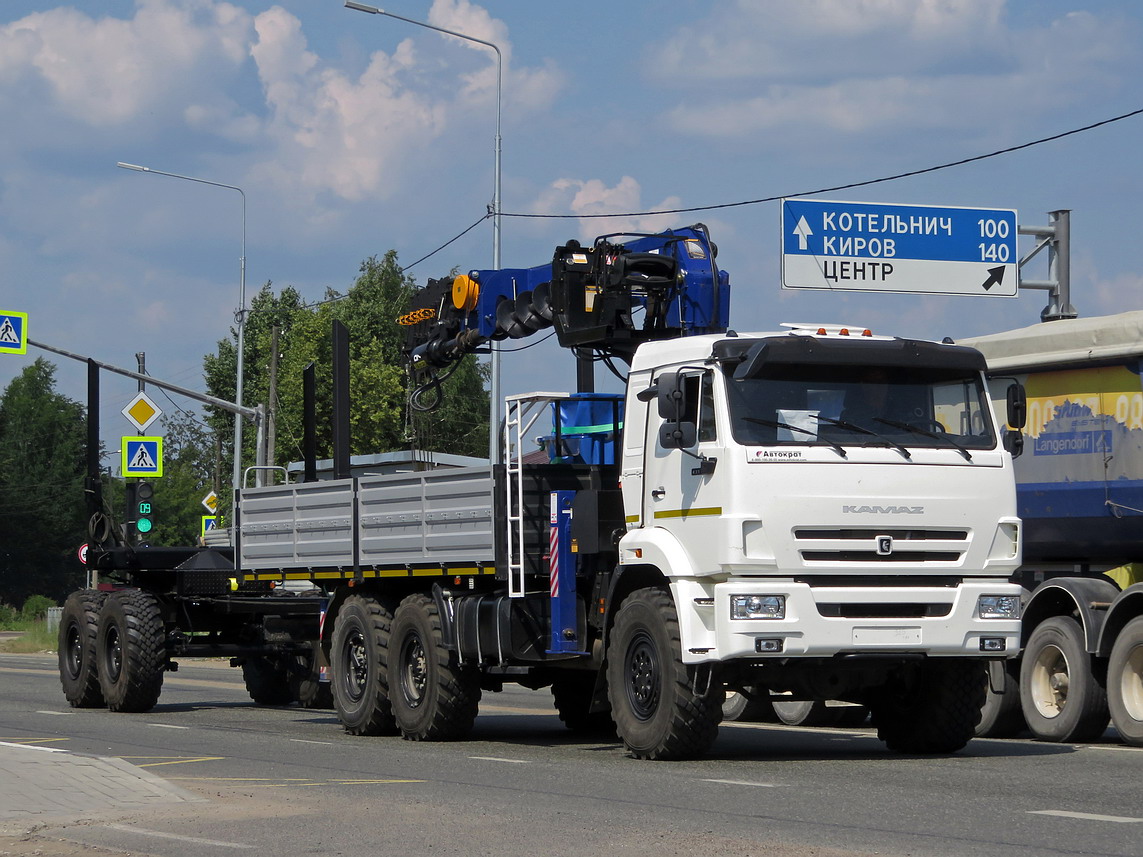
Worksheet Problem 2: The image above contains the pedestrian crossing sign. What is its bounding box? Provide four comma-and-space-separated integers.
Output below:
122, 436, 163, 477
201, 515, 219, 538
0, 310, 27, 355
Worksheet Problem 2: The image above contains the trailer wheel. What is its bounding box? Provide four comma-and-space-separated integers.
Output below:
291, 645, 334, 710
722, 686, 776, 722
773, 699, 834, 727
242, 657, 293, 705
606, 587, 723, 760
95, 590, 165, 713
388, 594, 480, 741
1106, 616, 1143, 746
551, 672, 615, 735
1020, 616, 1109, 742
58, 589, 106, 708
870, 659, 983, 754
331, 595, 397, 735
976, 660, 1026, 738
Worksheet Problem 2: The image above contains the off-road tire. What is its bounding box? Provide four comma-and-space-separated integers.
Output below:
606, 587, 723, 760
242, 656, 294, 705
870, 659, 984, 754
58, 589, 106, 708
551, 671, 615, 735
331, 595, 397, 735
95, 589, 166, 713
388, 594, 480, 741
1105, 616, 1143, 747
291, 644, 334, 709
773, 699, 834, 727
1020, 616, 1109, 742
722, 686, 776, 722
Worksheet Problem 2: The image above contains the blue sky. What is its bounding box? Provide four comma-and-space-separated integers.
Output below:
2, 0, 1142, 465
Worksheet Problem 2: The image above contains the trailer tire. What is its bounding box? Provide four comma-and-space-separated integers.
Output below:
242, 657, 293, 706
871, 659, 983, 754
291, 645, 334, 710
58, 589, 106, 708
722, 686, 776, 722
551, 672, 615, 735
95, 590, 165, 713
389, 594, 480, 741
331, 595, 398, 735
606, 587, 723, 760
1106, 615, 1143, 747
976, 660, 1026, 738
1020, 616, 1109, 743
773, 699, 834, 727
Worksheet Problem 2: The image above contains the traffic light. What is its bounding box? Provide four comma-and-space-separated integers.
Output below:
135, 481, 155, 538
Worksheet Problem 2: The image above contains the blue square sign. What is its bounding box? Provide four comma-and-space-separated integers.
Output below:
0, 310, 28, 355
122, 436, 163, 476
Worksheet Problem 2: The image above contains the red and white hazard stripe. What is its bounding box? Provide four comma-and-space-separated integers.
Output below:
549, 524, 560, 599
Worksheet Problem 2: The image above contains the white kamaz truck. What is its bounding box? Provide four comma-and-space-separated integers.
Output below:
63, 226, 1024, 759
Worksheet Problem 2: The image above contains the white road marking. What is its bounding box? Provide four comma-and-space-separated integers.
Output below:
35, 710, 71, 716
702, 778, 778, 788
289, 738, 334, 746
468, 755, 529, 764
147, 723, 190, 729
105, 823, 254, 848
1083, 744, 1143, 753
0, 740, 66, 753
1028, 810, 1143, 824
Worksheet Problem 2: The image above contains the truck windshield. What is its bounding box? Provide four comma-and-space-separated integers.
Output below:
724, 363, 996, 452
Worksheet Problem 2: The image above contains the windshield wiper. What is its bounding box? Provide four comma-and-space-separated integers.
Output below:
874, 418, 973, 461
743, 417, 847, 458
811, 414, 911, 460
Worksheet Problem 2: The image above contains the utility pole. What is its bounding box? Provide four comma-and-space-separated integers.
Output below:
267, 325, 280, 480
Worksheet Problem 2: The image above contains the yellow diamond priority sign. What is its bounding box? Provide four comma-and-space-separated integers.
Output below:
122, 391, 162, 433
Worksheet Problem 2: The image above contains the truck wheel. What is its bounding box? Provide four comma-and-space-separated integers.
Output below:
773, 699, 834, 726
242, 657, 293, 705
1106, 616, 1143, 746
1020, 616, 1109, 743
331, 595, 397, 735
976, 660, 1026, 738
551, 672, 615, 735
722, 686, 776, 722
58, 589, 106, 708
606, 587, 723, 760
388, 594, 480, 741
95, 590, 165, 713
290, 645, 334, 710
870, 659, 984, 754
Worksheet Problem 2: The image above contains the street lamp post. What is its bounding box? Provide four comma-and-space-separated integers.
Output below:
117, 162, 248, 513
345, 1, 503, 462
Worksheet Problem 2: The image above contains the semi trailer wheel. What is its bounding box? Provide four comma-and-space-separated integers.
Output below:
291, 644, 334, 709
870, 659, 984, 754
95, 589, 166, 713
242, 657, 293, 705
388, 594, 480, 741
606, 587, 723, 760
1019, 616, 1109, 743
1106, 616, 1143, 746
58, 589, 107, 708
331, 595, 398, 735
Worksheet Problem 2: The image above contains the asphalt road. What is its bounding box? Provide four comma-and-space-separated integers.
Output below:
1, 652, 1141, 857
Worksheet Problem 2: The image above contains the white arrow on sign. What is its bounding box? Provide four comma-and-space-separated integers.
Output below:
793, 215, 813, 251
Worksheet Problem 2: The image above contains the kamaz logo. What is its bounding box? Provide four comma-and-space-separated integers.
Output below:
842, 505, 924, 514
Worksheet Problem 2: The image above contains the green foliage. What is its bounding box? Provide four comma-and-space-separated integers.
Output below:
21, 594, 56, 621
203, 251, 489, 479
0, 359, 88, 604
0, 604, 17, 629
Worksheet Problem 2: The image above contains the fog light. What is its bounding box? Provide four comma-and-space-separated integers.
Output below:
980, 637, 1006, 652
731, 594, 786, 620
756, 638, 784, 653
978, 595, 1021, 619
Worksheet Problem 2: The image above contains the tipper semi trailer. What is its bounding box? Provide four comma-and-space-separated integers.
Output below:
62, 225, 1025, 759
962, 311, 1143, 746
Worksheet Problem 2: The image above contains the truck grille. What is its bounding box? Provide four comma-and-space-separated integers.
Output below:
793, 528, 969, 565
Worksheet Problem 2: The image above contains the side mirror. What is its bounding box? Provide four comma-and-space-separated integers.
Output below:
656, 371, 697, 449
1004, 429, 1024, 459
659, 420, 697, 450
1006, 383, 1027, 430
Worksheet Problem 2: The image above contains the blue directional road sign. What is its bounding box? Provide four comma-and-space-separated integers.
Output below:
0, 310, 28, 355
781, 199, 1018, 297
122, 436, 164, 477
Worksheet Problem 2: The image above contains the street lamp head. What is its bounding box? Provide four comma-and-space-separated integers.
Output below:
344, 2, 382, 13
117, 162, 148, 172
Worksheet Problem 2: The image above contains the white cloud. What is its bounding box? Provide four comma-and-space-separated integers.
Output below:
532, 176, 682, 243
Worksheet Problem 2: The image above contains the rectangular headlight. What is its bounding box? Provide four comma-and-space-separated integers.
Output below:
730, 594, 785, 620
977, 595, 1021, 620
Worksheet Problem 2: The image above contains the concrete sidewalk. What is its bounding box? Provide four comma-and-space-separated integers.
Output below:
0, 741, 204, 828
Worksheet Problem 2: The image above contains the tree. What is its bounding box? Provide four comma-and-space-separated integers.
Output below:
0, 359, 88, 604
144, 409, 219, 546
203, 252, 489, 493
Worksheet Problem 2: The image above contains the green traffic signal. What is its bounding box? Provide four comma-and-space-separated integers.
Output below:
134, 481, 155, 538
